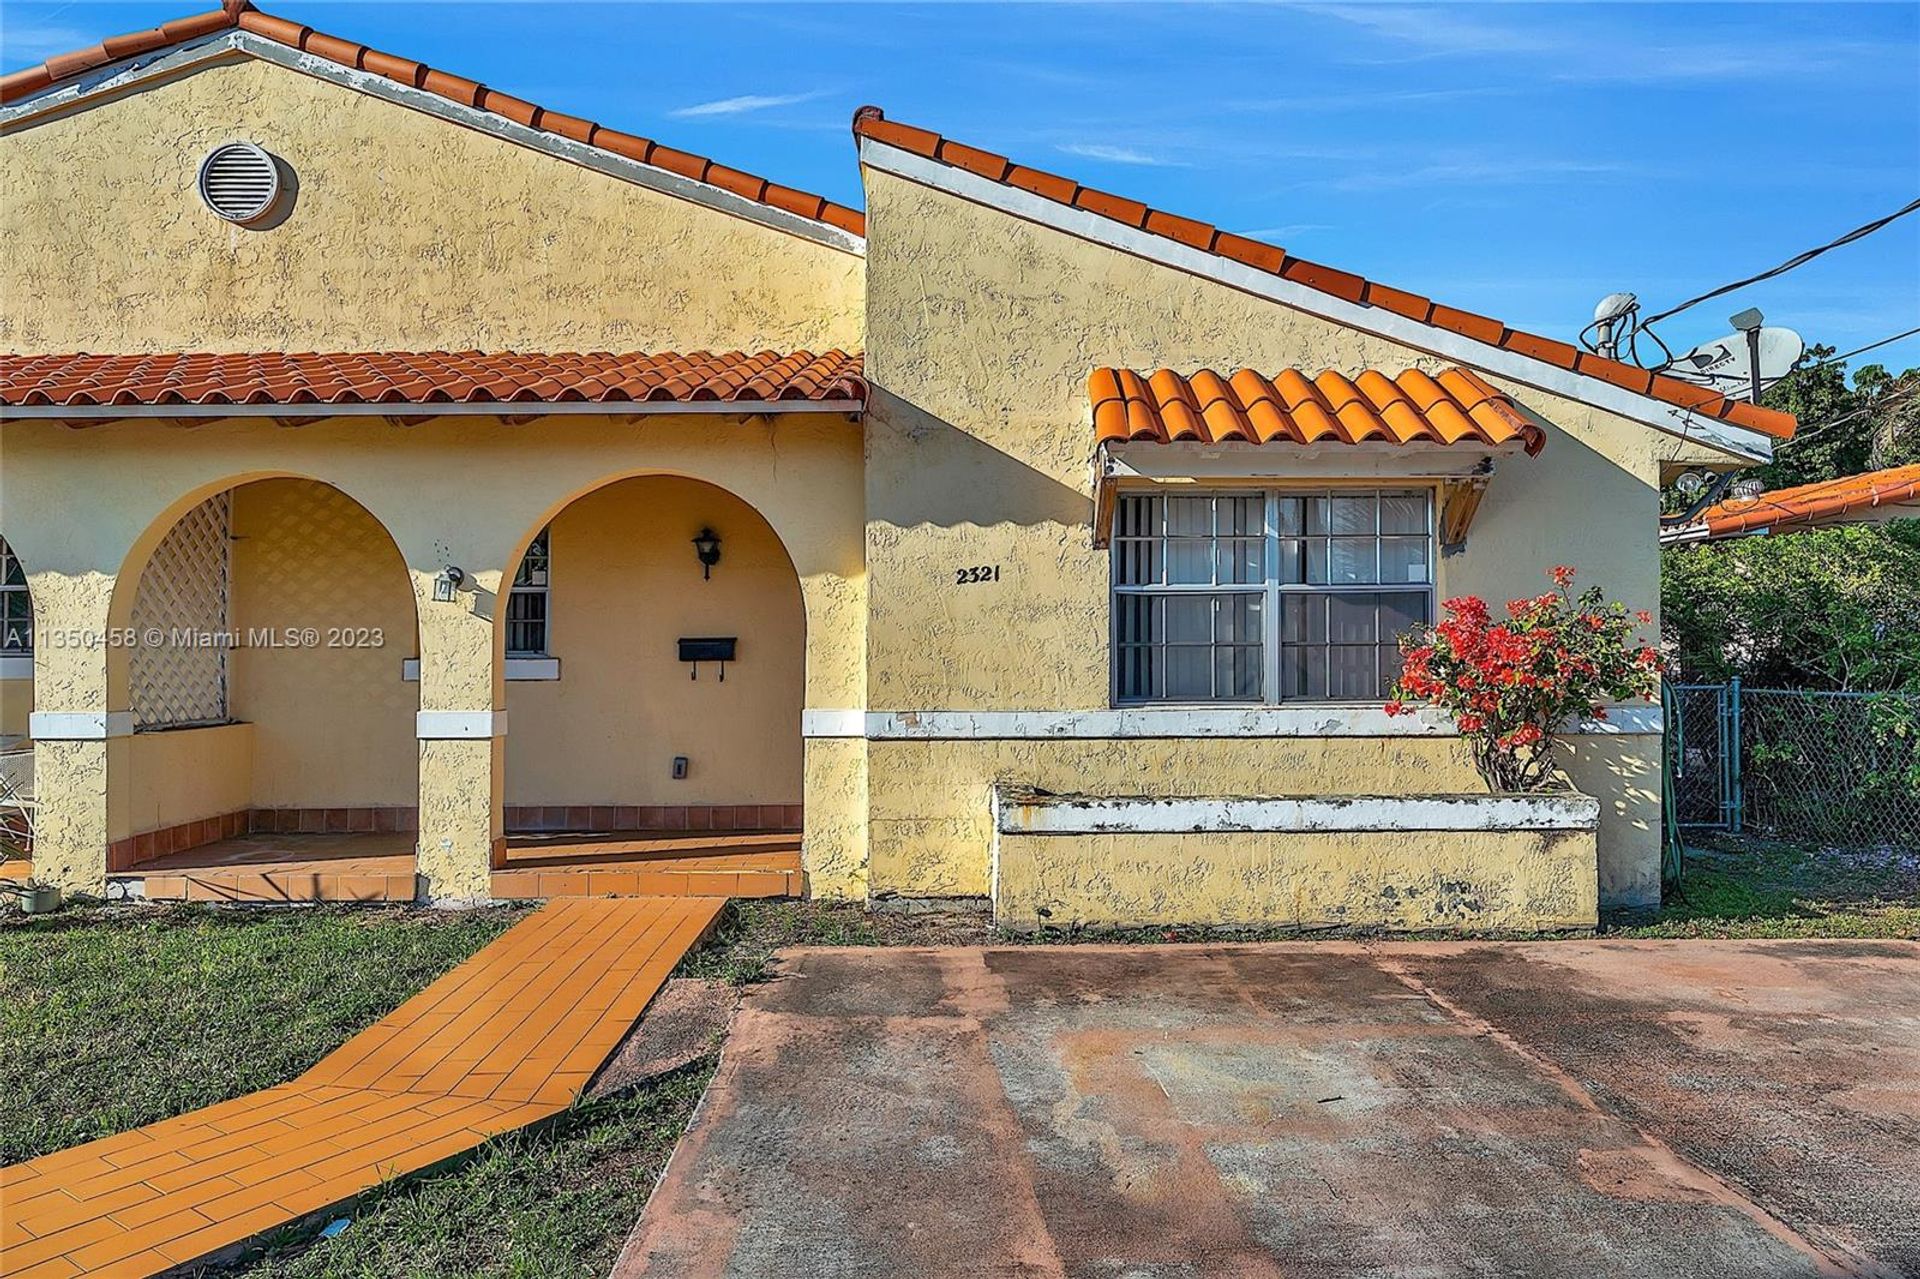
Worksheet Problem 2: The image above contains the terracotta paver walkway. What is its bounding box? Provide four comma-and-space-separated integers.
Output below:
0, 896, 723, 1279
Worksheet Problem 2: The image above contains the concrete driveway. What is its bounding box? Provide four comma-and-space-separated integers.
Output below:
619, 940, 1918, 1279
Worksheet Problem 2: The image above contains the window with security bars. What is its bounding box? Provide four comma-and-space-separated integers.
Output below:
1112, 490, 1433, 703
1, 538, 30, 655
506, 528, 551, 656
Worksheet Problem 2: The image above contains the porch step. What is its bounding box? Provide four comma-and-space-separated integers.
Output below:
489, 862, 801, 900
116, 869, 418, 903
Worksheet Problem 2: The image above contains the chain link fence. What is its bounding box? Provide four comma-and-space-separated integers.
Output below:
1672, 682, 1920, 848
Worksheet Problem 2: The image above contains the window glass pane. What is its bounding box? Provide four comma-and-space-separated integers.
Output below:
1164, 595, 1212, 643
1276, 538, 1306, 585
1304, 538, 1330, 585
1327, 646, 1378, 698
1116, 538, 1160, 587
1306, 496, 1330, 536
1328, 593, 1380, 643
1380, 536, 1429, 584
1223, 495, 1263, 536
1283, 594, 1324, 644
1277, 496, 1305, 536
1327, 538, 1375, 585
1379, 492, 1427, 535
1217, 647, 1262, 699
1165, 647, 1212, 699
1120, 495, 1158, 539
1166, 497, 1212, 537
1220, 594, 1263, 643
1167, 540, 1212, 584
1220, 538, 1263, 585
1378, 592, 1429, 643
1327, 494, 1376, 536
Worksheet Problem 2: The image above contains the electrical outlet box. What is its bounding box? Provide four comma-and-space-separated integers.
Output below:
672, 756, 689, 780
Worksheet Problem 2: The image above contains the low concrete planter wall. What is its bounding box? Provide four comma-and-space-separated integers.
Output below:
991, 788, 1600, 933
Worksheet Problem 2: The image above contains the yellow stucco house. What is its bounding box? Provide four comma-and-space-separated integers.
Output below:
0, 3, 1795, 929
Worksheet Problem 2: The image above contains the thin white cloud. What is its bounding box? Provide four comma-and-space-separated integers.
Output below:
1, 23, 94, 63
1056, 142, 1184, 167
1236, 224, 1334, 240
669, 91, 825, 119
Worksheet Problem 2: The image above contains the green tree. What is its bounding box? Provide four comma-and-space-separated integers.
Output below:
1660, 522, 1920, 691
1749, 348, 1920, 490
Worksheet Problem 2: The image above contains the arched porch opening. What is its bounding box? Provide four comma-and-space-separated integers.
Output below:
491, 474, 806, 898
106, 478, 422, 901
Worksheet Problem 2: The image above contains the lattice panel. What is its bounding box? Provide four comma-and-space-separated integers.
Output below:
130, 492, 230, 727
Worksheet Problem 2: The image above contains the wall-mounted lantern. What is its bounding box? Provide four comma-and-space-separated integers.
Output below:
432, 565, 467, 602
692, 528, 722, 580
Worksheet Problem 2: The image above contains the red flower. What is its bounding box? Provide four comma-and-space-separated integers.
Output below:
1384, 700, 1405, 716
1550, 565, 1577, 588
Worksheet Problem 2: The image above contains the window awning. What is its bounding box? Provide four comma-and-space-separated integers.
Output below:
0, 350, 867, 422
1088, 365, 1545, 550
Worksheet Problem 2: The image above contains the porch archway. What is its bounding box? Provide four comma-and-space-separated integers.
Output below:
105, 477, 421, 899
493, 473, 806, 896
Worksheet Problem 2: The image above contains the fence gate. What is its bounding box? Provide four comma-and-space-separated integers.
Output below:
1671, 682, 1740, 832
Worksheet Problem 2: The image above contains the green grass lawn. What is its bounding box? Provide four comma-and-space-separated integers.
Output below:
1609, 840, 1920, 939
0, 903, 520, 1164
209, 1062, 714, 1279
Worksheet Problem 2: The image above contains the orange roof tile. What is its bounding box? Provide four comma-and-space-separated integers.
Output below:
1693, 464, 1920, 538
0, 350, 867, 408
1090, 365, 1545, 455
854, 107, 1794, 443
0, 3, 864, 238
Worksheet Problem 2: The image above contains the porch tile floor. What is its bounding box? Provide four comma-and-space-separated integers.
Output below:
0, 895, 723, 1279
113, 831, 804, 903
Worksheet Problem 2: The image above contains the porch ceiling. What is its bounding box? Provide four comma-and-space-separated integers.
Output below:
0, 349, 867, 419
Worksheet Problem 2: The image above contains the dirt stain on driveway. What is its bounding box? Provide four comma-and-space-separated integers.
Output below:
617, 940, 1918, 1279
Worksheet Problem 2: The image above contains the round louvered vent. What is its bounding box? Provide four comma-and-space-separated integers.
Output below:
197, 142, 282, 225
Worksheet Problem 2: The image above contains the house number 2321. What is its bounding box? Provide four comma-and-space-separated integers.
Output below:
954, 564, 1001, 585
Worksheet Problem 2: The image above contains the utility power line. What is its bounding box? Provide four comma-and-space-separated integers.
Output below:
1810, 327, 1920, 369
1638, 196, 1920, 329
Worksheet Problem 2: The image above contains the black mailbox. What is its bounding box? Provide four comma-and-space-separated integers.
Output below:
678, 637, 736, 662
679, 636, 737, 681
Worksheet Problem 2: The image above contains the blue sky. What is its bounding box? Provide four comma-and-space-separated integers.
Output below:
5, 2, 1918, 375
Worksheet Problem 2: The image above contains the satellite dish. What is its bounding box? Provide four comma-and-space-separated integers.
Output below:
1665, 327, 1805, 391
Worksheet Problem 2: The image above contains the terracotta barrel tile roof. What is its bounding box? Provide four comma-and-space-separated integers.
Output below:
0, 3, 864, 238
1694, 464, 1920, 538
1091, 365, 1546, 455
856, 108, 1793, 443
0, 350, 867, 408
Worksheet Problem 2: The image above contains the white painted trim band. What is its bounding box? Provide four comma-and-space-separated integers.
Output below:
0, 654, 31, 680
801, 709, 865, 738
416, 710, 507, 739
861, 138, 1771, 464
7, 399, 866, 422
402, 657, 559, 682
1104, 440, 1519, 481
802, 705, 1662, 740
29, 710, 136, 740
998, 790, 1602, 835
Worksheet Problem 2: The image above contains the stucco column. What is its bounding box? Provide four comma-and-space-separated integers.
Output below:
409, 565, 505, 904
20, 571, 125, 895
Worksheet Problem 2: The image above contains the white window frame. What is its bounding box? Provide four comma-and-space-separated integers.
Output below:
1110, 486, 1436, 706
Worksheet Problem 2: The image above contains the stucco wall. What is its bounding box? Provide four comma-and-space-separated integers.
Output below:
0, 56, 862, 352
994, 825, 1600, 932
228, 478, 418, 808
122, 722, 252, 839
506, 476, 804, 808
859, 165, 1665, 908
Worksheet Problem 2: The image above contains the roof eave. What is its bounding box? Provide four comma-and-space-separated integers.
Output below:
858, 134, 1776, 465
1, 27, 866, 256
2, 399, 866, 421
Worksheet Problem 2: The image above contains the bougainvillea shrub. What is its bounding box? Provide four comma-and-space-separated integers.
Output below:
1387, 566, 1661, 792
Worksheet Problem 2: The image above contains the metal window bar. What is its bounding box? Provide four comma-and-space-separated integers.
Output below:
507, 527, 551, 656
